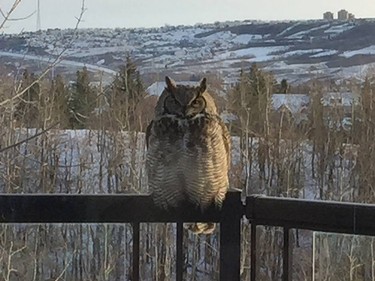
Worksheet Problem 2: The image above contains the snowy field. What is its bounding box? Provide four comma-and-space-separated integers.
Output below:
0, 128, 358, 203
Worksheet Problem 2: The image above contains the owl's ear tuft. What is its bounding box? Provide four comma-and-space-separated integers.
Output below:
165, 76, 177, 94
199, 77, 207, 95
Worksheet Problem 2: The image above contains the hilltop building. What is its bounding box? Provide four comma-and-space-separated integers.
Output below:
338, 9, 349, 21
323, 11, 334, 21
323, 10, 355, 21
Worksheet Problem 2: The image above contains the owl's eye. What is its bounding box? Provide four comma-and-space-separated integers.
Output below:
163, 95, 182, 115
191, 98, 201, 107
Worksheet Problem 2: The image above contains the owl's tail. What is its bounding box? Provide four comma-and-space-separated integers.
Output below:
184, 222, 216, 235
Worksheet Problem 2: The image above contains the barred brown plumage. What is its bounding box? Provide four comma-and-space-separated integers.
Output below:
146, 76, 231, 234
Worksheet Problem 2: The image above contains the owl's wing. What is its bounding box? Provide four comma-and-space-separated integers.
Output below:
145, 120, 153, 149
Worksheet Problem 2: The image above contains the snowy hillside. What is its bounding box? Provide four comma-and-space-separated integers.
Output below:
1, 18, 375, 84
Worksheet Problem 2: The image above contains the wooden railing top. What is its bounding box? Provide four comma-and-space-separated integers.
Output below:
1, 192, 375, 236
1, 192, 375, 281
246, 195, 375, 236
0, 192, 243, 223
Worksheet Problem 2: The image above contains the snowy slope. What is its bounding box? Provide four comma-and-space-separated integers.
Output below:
1, 19, 375, 83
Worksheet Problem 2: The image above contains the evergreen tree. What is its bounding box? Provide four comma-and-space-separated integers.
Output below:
49, 74, 70, 127
108, 57, 146, 130
280, 79, 289, 93
229, 63, 273, 134
248, 63, 267, 97
15, 70, 40, 127
69, 66, 96, 128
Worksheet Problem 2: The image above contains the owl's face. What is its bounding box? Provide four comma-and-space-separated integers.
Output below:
163, 76, 207, 118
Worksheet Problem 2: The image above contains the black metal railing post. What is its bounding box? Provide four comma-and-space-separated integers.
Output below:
250, 223, 257, 281
176, 221, 184, 281
219, 192, 243, 281
132, 222, 140, 281
282, 226, 293, 281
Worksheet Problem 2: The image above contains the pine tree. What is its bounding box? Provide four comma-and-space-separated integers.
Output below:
108, 57, 146, 131
229, 63, 273, 134
49, 74, 70, 127
69, 67, 96, 128
15, 69, 40, 127
280, 79, 289, 93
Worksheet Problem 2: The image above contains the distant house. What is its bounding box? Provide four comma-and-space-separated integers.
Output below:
220, 110, 238, 124
320, 92, 360, 109
320, 92, 360, 131
271, 92, 359, 128
271, 94, 310, 124
146, 81, 167, 97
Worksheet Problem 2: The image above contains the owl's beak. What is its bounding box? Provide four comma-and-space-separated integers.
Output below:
184, 106, 194, 117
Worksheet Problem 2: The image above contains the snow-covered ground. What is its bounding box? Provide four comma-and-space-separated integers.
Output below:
340, 45, 375, 58
286, 23, 330, 39
310, 49, 338, 57
213, 46, 288, 61
0, 127, 358, 204
324, 22, 355, 35
0, 51, 117, 76
282, 49, 323, 57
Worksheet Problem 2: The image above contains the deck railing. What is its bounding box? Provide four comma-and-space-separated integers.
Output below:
1, 192, 375, 280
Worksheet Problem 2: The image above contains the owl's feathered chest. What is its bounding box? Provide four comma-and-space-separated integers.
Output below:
146, 112, 230, 209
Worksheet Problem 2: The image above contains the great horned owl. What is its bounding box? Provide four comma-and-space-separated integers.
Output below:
145, 76, 231, 234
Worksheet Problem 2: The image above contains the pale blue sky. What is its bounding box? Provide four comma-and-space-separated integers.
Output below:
2, 0, 375, 33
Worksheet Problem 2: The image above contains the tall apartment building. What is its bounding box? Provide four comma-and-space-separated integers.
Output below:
338, 9, 349, 20
323, 11, 334, 20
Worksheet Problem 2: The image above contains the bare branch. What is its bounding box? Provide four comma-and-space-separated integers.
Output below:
0, 0, 22, 31
0, 122, 59, 153
0, 7, 7, 19
0, 0, 86, 107
4, 11, 36, 22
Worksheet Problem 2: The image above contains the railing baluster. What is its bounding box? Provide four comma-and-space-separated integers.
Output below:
220, 212, 241, 281
132, 222, 140, 281
283, 227, 293, 281
176, 221, 184, 281
250, 223, 257, 281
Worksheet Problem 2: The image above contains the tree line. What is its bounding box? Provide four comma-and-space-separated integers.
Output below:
12, 57, 147, 131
